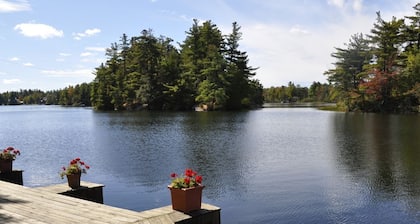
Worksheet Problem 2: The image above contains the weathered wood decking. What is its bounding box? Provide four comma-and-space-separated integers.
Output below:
36, 181, 104, 203
0, 180, 220, 223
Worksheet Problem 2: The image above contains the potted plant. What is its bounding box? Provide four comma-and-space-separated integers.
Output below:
0, 147, 21, 173
60, 158, 90, 189
168, 168, 204, 213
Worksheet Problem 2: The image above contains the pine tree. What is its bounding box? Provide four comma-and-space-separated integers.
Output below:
224, 22, 258, 109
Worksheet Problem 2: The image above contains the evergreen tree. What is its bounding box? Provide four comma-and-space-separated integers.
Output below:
361, 12, 405, 112
180, 20, 227, 110
89, 20, 263, 111
91, 63, 114, 110
224, 22, 258, 109
324, 33, 371, 110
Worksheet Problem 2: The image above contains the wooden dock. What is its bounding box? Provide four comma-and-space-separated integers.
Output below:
0, 180, 220, 224
36, 181, 104, 203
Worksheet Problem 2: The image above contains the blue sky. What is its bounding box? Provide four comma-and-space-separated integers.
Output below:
0, 0, 418, 92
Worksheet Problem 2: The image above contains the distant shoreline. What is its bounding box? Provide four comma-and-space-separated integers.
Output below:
263, 102, 337, 108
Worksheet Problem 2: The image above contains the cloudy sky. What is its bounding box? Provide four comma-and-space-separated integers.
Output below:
0, 0, 418, 92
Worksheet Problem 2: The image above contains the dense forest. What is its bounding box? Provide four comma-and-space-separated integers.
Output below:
0, 21, 265, 111
0, 83, 91, 106
0, 80, 333, 106
2, 5, 420, 113
324, 5, 420, 113
263, 81, 335, 103
91, 20, 263, 111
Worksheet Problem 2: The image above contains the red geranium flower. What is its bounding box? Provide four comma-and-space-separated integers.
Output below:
60, 157, 90, 179
195, 175, 202, 184
169, 168, 203, 189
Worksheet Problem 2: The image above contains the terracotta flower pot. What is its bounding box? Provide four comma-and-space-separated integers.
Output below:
0, 159, 13, 173
168, 185, 204, 213
66, 173, 81, 189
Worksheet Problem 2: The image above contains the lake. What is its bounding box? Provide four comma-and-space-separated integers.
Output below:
1, 105, 420, 223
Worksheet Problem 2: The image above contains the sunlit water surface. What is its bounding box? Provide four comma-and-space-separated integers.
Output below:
1, 105, 420, 223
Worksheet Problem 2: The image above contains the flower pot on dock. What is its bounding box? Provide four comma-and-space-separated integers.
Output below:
66, 173, 81, 189
0, 159, 13, 173
60, 158, 90, 189
168, 185, 204, 213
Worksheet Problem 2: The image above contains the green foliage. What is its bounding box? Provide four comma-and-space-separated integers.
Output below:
325, 6, 420, 113
90, 20, 263, 111
0, 21, 262, 111
263, 82, 327, 103
0, 84, 91, 106
59, 158, 90, 179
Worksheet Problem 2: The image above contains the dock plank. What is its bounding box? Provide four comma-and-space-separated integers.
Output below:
0, 180, 147, 223
0, 180, 220, 224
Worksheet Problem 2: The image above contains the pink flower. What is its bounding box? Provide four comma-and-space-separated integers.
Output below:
170, 173, 177, 178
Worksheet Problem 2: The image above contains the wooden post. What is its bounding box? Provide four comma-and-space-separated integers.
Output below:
0, 170, 23, 185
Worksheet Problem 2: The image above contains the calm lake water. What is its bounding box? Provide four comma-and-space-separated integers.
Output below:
1, 105, 420, 223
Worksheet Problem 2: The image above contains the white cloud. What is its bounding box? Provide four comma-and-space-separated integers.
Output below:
289, 25, 310, 35
41, 69, 94, 78
80, 52, 93, 57
353, 0, 363, 12
56, 53, 71, 62
3, 78, 21, 84
14, 23, 63, 39
23, 62, 33, 66
9, 57, 19, 61
327, 0, 364, 13
73, 28, 101, 40
85, 28, 100, 36
85, 47, 105, 52
59, 53, 71, 57
0, 0, 30, 13
241, 12, 375, 87
327, 0, 344, 8
79, 47, 105, 64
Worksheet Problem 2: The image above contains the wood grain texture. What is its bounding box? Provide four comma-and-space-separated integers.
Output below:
0, 180, 220, 224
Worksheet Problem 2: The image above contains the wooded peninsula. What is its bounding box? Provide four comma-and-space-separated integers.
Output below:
1, 4, 420, 113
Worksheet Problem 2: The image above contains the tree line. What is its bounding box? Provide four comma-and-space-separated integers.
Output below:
0, 83, 91, 106
0, 80, 335, 106
263, 81, 336, 103
0, 19, 339, 109
1, 21, 264, 110
91, 20, 263, 111
3, 5, 420, 113
325, 4, 420, 113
